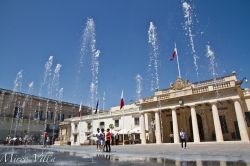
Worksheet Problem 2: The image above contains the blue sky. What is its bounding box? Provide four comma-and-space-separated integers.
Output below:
0, 0, 250, 109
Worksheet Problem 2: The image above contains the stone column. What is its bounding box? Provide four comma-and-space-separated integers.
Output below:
234, 100, 249, 141
220, 161, 227, 166
155, 110, 162, 144
172, 108, 179, 143
145, 113, 149, 131
140, 113, 146, 144
175, 160, 181, 166
211, 103, 224, 142
196, 160, 203, 166
190, 106, 200, 143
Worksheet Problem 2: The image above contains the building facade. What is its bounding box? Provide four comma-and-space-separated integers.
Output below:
0, 88, 90, 142
60, 73, 250, 145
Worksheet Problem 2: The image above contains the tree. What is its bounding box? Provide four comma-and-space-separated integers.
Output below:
109, 124, 114, 130
87, 123, 92, 131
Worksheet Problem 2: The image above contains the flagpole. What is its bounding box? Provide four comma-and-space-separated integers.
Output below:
120, 90, 125, 146
175, 42, 181, 78
122, 107, 125, 146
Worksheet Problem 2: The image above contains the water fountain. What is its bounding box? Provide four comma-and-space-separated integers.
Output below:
36, 56, 54, 130
43, 63, 62, 146
52, 88, 63, 144
75, 18, 100, 110
50, 64, 62, 99
135, 74, 143, 101
102, 91, 106, 111
14, 82, 34, 142
39, 56, 53, 98
182, 1, 199, 77
50, 64, 62, 143
206, 44, 217, 79
26, 93, 34, 145
148, 22, 160, 92
9, 70, 23, 138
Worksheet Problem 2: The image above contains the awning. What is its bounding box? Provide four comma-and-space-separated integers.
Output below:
129, 127, 148, 134
118, 129, 129, 134
129, 127, 141, 134
111, 130, 119, 134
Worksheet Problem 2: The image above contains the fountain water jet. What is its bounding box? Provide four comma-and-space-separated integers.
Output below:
206, 44, 221, 99
39, 56, 53, 97
52, 87, 63, 144
9, 70, 23, 138
102, 91, 106, 111
78, 18, 100, 111
135, 74, 143, 101
206, 44, 217, 79
182, 1, 199, 76
18, 82, 34, 138
44, 63, 62, 146
148, 22, 160, 92
37, 56, 54, 133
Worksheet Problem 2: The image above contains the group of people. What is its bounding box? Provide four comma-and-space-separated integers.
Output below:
4, 135, 33, 145
95, 128, 112, 152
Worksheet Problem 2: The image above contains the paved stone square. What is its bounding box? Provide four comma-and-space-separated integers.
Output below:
49, 142, 250, 162
1, 142, 250, 165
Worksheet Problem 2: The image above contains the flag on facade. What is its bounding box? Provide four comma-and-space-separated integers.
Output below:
94, 100, 99, 114
170, 47, 177, 61
120, 90, 124, 110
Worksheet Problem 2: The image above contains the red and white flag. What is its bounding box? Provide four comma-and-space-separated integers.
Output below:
120, 90, 124, 110
170, 47, 177, 61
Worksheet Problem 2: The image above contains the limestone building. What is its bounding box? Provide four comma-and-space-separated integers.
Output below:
60, 73, 250, 145
0, 88, 91, 142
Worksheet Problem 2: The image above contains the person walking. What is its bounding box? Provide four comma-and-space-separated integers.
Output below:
96, 128, 101, 151
46, 136, 50, 148
111, 133, 114, 145
43, 131, 48, 147
105, 128, 111, 152
100, 128, 105, 151
179, 129, 187, 149
115, 133, 119, 145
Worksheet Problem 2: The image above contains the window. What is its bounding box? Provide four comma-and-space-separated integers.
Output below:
50, 111, 54, 120
34, 110, 39, 120
87, 123, 92, 130
75, 124, 78, 130
134, 117, 139, 126
74, 135, 77, 143
46, 111, 49, 119
219, 115, 228, 133
14, 107, 23, 118
115, 120, 119, 127
39, 111, 43, 120
100, 122, 105, 128
245, 112, 250, 127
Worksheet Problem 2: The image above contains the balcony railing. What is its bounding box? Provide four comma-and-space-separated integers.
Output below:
141, 80, 235, 104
